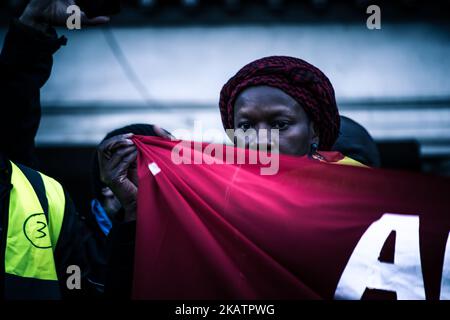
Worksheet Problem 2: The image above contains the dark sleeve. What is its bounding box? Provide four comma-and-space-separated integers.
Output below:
104, 218, 136, 299
54, 191, 108, 299
0, 20, 66, 168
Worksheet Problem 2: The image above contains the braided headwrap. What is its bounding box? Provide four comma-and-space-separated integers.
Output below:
219, 56, 340, 150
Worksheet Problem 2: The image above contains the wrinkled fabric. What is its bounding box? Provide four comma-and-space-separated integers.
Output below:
132, 136, 450, 300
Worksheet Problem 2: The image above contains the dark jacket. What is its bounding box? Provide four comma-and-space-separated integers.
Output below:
0, 20, 106, 299
105, 218, 136, 298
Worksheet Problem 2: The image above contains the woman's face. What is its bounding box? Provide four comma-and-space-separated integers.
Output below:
233, 85, 319, 156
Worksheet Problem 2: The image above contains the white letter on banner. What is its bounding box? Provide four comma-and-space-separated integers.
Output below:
335, 213, 425, 300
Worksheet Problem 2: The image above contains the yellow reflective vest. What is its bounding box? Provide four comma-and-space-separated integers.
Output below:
3, 161, 65, 299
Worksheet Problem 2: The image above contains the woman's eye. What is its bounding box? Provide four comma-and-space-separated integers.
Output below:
238, 122, 252, 131
272, 121, 289, 130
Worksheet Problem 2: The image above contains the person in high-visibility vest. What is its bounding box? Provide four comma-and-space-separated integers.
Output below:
0, 0, 110, 299
1, 155, 85, 299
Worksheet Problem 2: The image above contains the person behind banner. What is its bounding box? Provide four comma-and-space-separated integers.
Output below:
332, 116, 381, 168
98, 57, 368, 297
89, 124, 171, 297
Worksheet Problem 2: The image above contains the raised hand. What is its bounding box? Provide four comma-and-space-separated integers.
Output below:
97, 133, 138, 222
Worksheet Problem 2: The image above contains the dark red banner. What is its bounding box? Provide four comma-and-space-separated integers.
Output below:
132, 136, 450, 300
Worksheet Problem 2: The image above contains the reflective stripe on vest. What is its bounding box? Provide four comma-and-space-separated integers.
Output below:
5, 161, 65, 281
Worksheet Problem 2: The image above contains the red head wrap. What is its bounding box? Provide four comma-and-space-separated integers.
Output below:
219, 56, 340, 150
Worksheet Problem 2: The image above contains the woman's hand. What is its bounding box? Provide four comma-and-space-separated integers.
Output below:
19, 0, 110, 33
